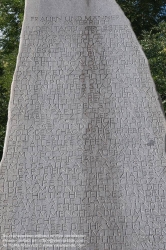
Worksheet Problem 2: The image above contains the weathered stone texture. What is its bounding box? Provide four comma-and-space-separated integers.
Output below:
1, 0, 166, 249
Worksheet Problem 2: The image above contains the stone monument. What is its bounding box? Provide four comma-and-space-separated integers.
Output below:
1, 0, 166, 249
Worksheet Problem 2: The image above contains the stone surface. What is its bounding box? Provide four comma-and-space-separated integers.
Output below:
1, 0, 166, 249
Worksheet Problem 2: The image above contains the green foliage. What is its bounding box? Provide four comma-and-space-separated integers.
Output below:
117, 0, 166, 113
0, 0, 24, 53
0, 83, 8, 159
0, 0, 25, 159
140, 22, 166, 110
116, 0, 166, 38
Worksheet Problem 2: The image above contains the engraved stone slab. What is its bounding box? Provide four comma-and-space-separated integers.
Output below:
1, 0, 166, 249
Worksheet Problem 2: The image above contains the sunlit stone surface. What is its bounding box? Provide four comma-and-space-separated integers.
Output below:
1, 0, 166, 249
